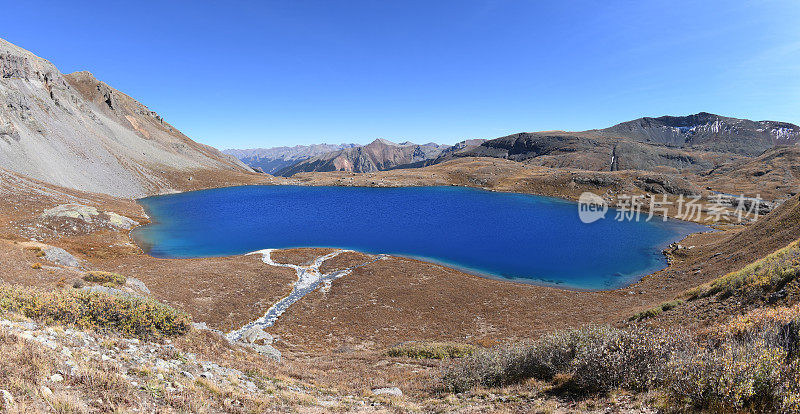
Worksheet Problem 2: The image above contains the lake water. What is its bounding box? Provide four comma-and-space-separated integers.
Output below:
131, 185, 705, 290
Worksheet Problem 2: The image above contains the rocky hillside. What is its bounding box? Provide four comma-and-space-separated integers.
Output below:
0, 38, 253, 198
601, 112, 800, 156
276, 139, 449, 176
458, 113, 799, 176
224, 143, 359, 174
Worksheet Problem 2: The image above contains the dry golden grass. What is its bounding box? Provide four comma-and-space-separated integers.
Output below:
82, 271, 126, 286
386, 341, 477, 359
685, 239, 800, 301
0, 329, 54, 403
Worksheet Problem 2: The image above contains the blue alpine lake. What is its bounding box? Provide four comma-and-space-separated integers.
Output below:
131, 185, 706, 290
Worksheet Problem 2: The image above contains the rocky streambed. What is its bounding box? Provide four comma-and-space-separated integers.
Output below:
226, 249, 386, 348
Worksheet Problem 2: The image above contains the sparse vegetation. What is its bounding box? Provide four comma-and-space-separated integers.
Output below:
68, 361, 134, 406
386, 341, 477, 359
442, 325, 685, 394
630, 299, 685, 321
25, 246, 46, 257
686, 240, 800, 301
83, 271, 126, 286
632, 239, 800, 323
443, 304, 800, 412
0, 329, 54, 397
0, 284, 191, 338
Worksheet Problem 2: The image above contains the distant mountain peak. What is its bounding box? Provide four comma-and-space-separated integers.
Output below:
603, 112, 800, 155
370, 138, 399, 146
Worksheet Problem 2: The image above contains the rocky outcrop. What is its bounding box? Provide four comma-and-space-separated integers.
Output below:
610, 141, 715, 172
632, 174, 701, 196
0, 38, 252, 197
372, 387, 402, 396
39, 204, 138, 234
42, 247, 80, 268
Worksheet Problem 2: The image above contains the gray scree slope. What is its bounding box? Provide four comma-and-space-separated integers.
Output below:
0, 38, 251, 198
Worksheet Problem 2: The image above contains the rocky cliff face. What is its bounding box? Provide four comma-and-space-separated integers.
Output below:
276, 139, 449, 176
0, 38, 251, 198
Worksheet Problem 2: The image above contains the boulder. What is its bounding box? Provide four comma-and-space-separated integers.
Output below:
126, 277, 151, 294
106, 212, 138, 229
372, 387, 402, 397
240, 326, 274, 345
42, 204, 99, 222
43, 247, 80, 267
251, 344, 281, 362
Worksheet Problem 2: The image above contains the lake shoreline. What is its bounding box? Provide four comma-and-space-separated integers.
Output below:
132, 185, 706, 291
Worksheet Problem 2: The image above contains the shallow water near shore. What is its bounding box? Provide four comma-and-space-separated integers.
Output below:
132, 185, 705, 290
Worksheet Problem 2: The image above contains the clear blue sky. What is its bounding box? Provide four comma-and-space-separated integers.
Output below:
3, 1, 799, 148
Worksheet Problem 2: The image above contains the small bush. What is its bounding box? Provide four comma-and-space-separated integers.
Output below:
0, 284, 191, 338
568, 326, 685, 393
386, 341, 476, 359
442, 304, 800, 411
83, 271, 126, 286
31, 263, 42, 270
664, 339, 789, 412
703, 306, 800, 359
25, 246, 45, 257
661, 304, 800, 411
660, 299, 684, 311
442, 326, 685, 393
630, 299, 684, 321
631, 307, 662, 321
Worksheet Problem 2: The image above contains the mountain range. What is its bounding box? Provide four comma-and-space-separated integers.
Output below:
3, 36, 800, 197
275, 139, 450, 176
227, 139, 487, 176
222, 144, 359, 174
227, 113, 800, 178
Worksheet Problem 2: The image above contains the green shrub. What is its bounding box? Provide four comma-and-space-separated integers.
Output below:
631, 307, 662, 321
568, 327, 685, 393
83, 271, 126, 286
630, 299, 685, 321
663, 339, 789, 412
386, 341, 476, 359
0, 284, 191, 338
